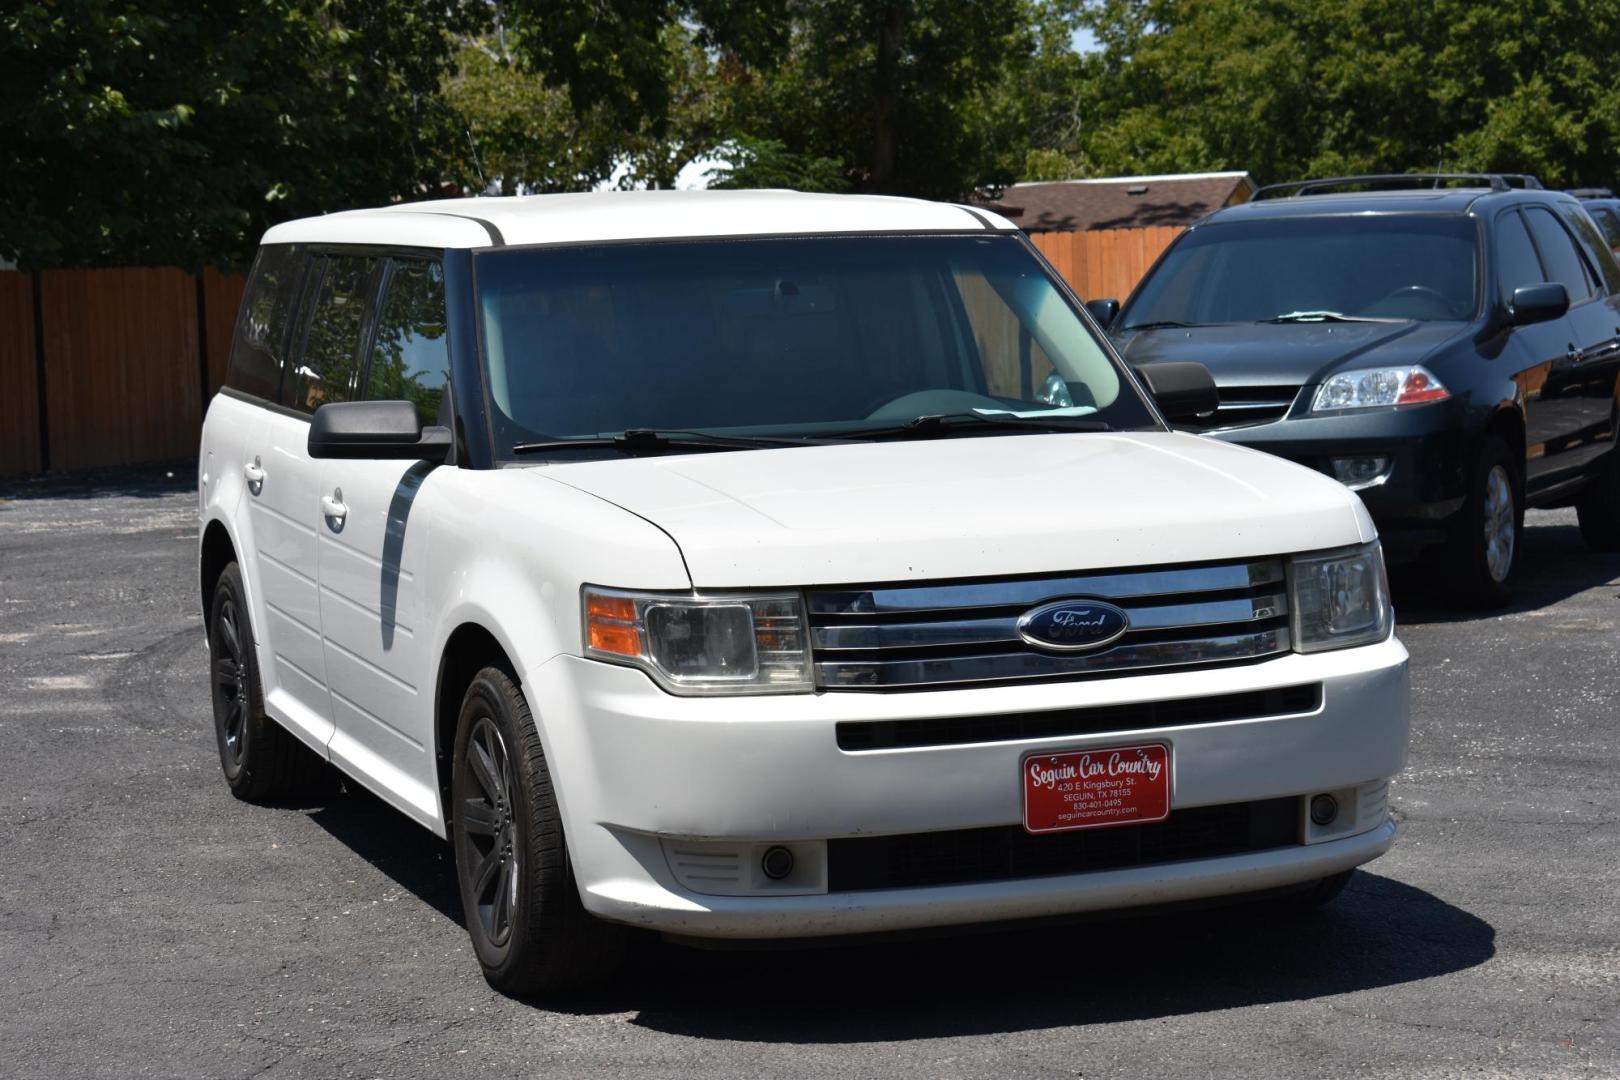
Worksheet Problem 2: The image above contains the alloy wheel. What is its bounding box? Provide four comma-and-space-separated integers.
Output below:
458, 717, 520, 948
1482, 464, 1516, 584
211, 597, 249, 768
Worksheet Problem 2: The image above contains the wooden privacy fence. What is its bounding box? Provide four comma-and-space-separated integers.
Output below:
0, 231, 1175, 478
1027, 226, 1183, 304
0, 268, 246, 477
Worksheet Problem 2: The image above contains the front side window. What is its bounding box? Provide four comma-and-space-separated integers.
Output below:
474, 235, 1157, 459
227, 245, 303, 401
1123, 214, 1481, 326
1523, 207, 1595, 305
1495, 210, 1546, 303
367, 258, 450, 426
288, 254, 380, 414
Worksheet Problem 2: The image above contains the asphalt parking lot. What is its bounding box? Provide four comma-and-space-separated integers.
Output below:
0, 469, 1616, 1080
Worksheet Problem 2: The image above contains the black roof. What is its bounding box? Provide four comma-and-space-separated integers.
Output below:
1203, 183, 1578, 225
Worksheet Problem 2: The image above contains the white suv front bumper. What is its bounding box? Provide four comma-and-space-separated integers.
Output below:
526, 635, 1409, 939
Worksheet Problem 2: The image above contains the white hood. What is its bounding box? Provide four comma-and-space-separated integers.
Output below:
529, 432, 1375, 587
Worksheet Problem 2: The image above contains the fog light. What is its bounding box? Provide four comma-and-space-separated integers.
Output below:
1310, 794, 1339, 826
761, 845, 795, 880
1330, 455, 1392, 491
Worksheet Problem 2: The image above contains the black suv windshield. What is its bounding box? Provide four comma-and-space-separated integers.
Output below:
1123, 214, 1481, 327
474, 235, 1159, 460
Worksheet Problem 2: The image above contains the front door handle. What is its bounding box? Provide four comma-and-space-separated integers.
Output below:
321, 489, 348, 529
243, 457, 264, 495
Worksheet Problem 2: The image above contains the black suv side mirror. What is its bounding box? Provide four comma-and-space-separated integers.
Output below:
1085, 298, 1121, 328
1507, 282, 1569, 327
308, 400, 452, 461
1136, 361, 1219, 423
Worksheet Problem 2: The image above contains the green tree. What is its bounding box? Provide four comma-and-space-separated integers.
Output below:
1, 0, 480, 269
1059, 0, 1620, 187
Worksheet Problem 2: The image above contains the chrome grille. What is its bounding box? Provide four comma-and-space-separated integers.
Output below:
1184, 385, 1301, 432
807, 559, 1290, 690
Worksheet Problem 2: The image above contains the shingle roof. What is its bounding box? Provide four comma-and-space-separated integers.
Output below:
978, 172, 1256, 232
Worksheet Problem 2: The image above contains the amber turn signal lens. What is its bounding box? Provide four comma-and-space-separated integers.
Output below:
586, 593, 637, 622
588, 621, 642, 657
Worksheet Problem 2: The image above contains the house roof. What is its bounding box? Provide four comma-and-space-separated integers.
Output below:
260, 190, 1019, 250
978, 171, 1256, 232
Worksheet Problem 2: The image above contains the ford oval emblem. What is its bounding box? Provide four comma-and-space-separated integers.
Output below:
1017, 599, 1131, 652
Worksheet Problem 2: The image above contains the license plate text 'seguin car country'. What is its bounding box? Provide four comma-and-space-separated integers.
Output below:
1023, 743, 1171, 834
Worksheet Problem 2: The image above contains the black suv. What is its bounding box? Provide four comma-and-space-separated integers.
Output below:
1095, 173, 1620, 605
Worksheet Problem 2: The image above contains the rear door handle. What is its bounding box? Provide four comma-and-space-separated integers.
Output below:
243, 458, 264, 495
321, 489, 348, 528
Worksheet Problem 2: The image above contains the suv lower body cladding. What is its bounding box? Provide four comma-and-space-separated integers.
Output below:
527, 568, 1409, 942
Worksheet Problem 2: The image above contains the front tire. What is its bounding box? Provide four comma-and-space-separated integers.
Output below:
1443, 436, 1522, 608
208, 562, 320, 800
450, 667, 627, 996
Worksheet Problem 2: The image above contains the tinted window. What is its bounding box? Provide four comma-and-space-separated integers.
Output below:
1557, 203, 1620, 295
1495, 210, 1545, 302
1523, 207, 1594, 304
227, 245, 303, 400
1589, 206, 1620, 249
288, 254, 380, 414
474, 235, 1156, 459
366, 258, 450, 426
1123, 214, 1480, 325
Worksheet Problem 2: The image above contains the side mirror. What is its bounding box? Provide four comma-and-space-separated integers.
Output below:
1136, 361, 1219, 423
1085, 298, 1121, 328
1507, 282, 1569, 327
308, 400, 451, 461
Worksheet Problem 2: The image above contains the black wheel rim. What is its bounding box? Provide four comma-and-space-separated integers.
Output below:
211, 596, 249, 768
458, 717, 519, 948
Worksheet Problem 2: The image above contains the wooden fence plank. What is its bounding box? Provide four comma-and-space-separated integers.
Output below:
0, 273, 41, 477
41, 267, 202, 471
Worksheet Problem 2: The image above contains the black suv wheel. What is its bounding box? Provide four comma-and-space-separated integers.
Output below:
1444, 436, 1522, 607
1576, 441, 1620, 551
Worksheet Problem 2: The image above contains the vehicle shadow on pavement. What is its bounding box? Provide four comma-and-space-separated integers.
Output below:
1393, 514, 1620, 624
599, 872, 1494, 1041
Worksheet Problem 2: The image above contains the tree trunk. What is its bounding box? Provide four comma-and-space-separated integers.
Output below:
869, 3, 905, 192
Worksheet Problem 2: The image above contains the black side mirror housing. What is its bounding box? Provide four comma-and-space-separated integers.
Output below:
1085, 298, 1121, 328
1507, 282, 1569, 327
1136, 361, 1219, 423
308, 400, 451, 461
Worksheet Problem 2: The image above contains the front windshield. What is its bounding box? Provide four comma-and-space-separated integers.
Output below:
474, 234, 1158, 459
1122, 214, 1481, 327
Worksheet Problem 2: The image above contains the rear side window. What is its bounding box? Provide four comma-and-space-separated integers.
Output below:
1589, 206, 1620, 249
366, 258, 450, 427
1557, 203, 1620, 295
1495, 210, 1545, 302
1523, 207, 1595, 304
227, 245, 303, 401
287, 254, 381, 414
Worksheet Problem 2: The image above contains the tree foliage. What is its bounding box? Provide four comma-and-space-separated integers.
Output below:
1062, 0, 1620, 186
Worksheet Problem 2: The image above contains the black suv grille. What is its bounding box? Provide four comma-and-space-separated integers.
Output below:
826, 798, 1301, 891
1182, 384, 1301, 432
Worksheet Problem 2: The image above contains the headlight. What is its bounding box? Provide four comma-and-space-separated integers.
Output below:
1289, 542, 1393, 653
582, 587, 813, 695
1310, 365, 1449, 413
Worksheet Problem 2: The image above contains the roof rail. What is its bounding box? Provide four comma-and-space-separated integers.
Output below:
1568, 187, 1614, 199
1252, 173, 1544, 200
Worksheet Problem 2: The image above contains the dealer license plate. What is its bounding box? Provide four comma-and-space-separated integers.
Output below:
1022, 743, 1172, 834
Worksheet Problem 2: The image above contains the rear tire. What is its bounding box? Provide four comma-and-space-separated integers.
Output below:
208, 562, 321, 800
450, 667, 627, 996
1443, 436, 1521, 608
1576, 447, 1620, 551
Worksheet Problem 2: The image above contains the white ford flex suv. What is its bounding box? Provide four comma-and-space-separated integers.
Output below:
198, 190, 1409, 994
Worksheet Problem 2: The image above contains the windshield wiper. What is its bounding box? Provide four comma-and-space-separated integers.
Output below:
1261, 310, 1405, 324
1119, 319, 1202, 331
832, 412, 1112, 441
511, 429, 831, 456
